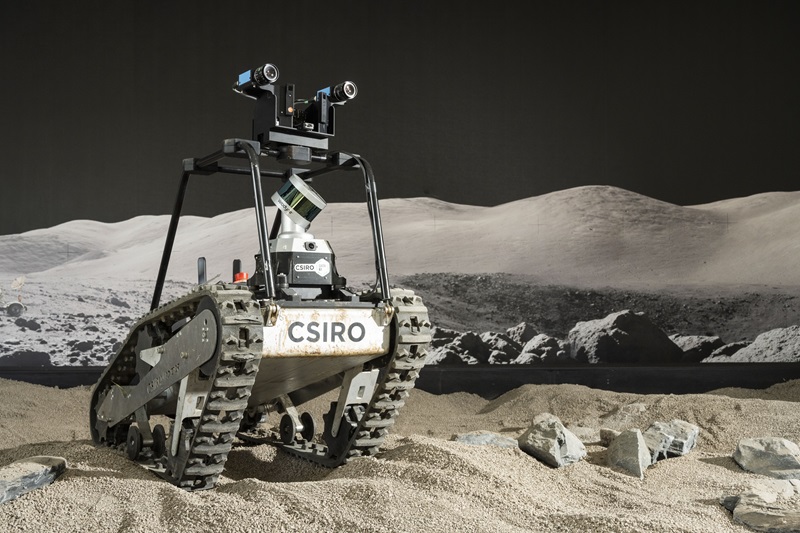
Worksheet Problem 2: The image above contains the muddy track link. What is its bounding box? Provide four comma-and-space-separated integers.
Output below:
90, 283, 264, 490
236, 288, 431, 467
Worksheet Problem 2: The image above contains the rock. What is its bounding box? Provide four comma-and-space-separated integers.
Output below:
425, 331, 491, 364
452, 431, 519, 449
0, 351, 53, 367
515, 334, 567, 364
644, 419, 700, 457
599, 428, 621, 447
106, 296, 130, 308
14, 318, 41, 332
480, 332, 522, 364
566, 310, 683, 364
702, 341, 751, 362
642, 425, 674, 464
0, 456, 68, 504
518, 413, 586, 468
733, 437, 800, 479
429, 326, 460, 348
607, 429, 651, 479
74, 340, 95, 352
713, 326, 800, 363
669, 334, 725, 363
721, 479, 800, 533
505, 322, 538, 345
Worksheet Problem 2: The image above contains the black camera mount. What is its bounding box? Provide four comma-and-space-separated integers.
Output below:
233, 62, 358, 157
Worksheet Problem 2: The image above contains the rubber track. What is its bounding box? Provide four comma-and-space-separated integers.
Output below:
91, 283, 263, 490
237, 288, 431, 467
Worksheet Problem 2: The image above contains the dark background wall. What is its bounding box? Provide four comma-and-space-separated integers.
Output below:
1, 1, 798, 235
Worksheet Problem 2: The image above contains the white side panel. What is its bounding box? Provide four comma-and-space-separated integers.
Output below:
262, 307, 390, 357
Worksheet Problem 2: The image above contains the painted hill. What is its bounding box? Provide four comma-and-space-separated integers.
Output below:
1, 186, 799, 289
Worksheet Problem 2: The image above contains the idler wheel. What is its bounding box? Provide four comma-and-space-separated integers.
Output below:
127, 426, 142, 460
300, 412, 315, 442
280, 414, 297, 445
152, 424, 167, 458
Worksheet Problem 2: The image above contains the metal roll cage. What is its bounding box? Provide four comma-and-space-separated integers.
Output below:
150, 138, 391, 310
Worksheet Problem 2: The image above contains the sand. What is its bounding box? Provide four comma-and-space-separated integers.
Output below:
2, 378, 799, 532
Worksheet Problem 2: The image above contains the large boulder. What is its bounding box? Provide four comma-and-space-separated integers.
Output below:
713, 326, 800, 363
566, 310, 683, 364
480, 332, 522, 364
669, 334, 725, 363
514, 334, 568, 364
505, 322, 538, 345
518, 413, 586, 468
429, 326, 460, 348
733, 437, 800, 479
425, 331, 490, 364
702, 341, 751, 362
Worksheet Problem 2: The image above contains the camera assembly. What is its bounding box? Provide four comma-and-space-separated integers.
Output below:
233, 62, 358, 156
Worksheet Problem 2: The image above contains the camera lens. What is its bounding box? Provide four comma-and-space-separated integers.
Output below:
253, 63, 279, 86
331, 81, 358, 102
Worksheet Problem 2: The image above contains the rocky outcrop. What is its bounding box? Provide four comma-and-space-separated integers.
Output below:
669, 334, 725, 363
514, 334, 568, 364
518, 413, 586, 468
505, 322, 538, 345
709, 326, 800, 363
733, 437, 800, 479
566, 310, 683, 364
480, 332, 522, 364
425, 331, 491, 364
702, 341, 751, 362
430, 326, 460, 348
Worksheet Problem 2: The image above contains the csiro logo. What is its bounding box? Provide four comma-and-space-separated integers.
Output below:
294, 258, 331, 277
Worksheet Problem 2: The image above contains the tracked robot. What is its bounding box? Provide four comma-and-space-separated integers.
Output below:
89, 63, 432, 490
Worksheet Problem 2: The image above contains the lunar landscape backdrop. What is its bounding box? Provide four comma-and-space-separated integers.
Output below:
1, 185, 800, 368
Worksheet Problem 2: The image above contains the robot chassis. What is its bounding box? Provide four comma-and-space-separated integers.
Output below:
89, 63, 432, 490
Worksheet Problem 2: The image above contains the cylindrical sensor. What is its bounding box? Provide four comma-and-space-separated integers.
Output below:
253, 63, 279, 86
330, 81, 358, 102
271, 174, 327, 230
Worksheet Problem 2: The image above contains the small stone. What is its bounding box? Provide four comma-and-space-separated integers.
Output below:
607, 429, 651, 479
599, 428, 621, 447
452, 431, 519, 449
644, 420, 699, 457
0, 456, 68, 504
518, 413, 586, 468
642, 425, 675, 464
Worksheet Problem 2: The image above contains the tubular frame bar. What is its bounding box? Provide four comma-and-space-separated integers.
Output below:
239, 140, 276, 299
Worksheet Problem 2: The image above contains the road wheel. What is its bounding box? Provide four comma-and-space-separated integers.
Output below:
127, 426, 142, 460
